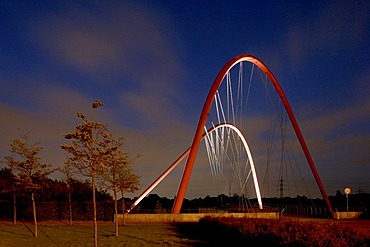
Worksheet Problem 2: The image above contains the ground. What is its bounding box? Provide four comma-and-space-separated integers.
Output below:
0, 221, 206, 246
0, 219, 369, 246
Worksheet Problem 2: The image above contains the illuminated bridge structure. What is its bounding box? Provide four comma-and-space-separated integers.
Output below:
128, 123, 262, 213
128, 54, 334, 218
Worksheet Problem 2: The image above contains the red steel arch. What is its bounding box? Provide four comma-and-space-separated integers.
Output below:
172, 54, 334, 217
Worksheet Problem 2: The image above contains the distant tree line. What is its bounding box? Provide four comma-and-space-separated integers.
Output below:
128, 192, 370, 218
0, 175, 114, 220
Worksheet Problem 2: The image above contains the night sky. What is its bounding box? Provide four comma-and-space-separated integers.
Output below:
1, 1, 369, 199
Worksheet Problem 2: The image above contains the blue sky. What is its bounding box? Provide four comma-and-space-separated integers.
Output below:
1, 1, 369, 200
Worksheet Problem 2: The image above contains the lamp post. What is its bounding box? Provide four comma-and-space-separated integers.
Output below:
344, 187, 351, 212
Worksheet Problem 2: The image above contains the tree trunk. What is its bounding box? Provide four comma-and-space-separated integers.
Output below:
92, 173, 98, 247
13, 192, 16, 225
121, 191, 125, 226
114, 188, 118, 236
31, 192, 38, 237
67, 183, 73, 225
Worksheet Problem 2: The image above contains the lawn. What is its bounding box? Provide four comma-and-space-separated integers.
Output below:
1, 218, 369, 246
0, 221, 204, 247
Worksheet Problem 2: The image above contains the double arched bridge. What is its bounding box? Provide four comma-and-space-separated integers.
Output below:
128, 54, 334, 218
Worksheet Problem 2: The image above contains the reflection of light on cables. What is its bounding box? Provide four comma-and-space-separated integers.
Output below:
204, 123, 262, 209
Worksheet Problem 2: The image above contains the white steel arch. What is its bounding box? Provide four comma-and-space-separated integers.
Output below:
127, 123, 262, 213
205, 123, 262, 209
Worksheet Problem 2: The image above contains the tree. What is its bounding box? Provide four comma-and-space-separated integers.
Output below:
0, 166, 18, 225
7, 131, 52, 237
99, 135, 140, 235
61, 99, 110, 247
59, 158, 74, 225
117, 164, 140, 222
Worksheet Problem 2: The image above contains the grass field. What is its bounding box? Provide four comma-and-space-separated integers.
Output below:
0, 221, 206, 247
1, 219, 369, 246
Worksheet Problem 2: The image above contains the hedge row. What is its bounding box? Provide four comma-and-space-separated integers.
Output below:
0, 201, 116, 221
198, 216, 369, 246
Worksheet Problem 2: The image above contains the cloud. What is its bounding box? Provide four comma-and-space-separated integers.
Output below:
295, 97, 370, 192
31, 2, 183, 82
30, 1, 187, 130
0, 103, 66, 168
2, 1, 368, 200
0, 81, 96, 167
0, 1, 195, 199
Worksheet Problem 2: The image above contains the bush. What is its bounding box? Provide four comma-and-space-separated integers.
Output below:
199, 216, 369, 246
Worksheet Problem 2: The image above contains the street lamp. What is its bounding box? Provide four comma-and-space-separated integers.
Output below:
344, 187, 351, 212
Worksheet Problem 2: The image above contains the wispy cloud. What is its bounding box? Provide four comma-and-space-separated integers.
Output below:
296, 97, 370, 191
6, 1, 192, 196
0, 81, 95, 166
31, 1, 186, 128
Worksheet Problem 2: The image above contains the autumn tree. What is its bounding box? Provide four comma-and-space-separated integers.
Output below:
7, 131, 52, 237
99, 135, 140, 235
117, 164, 140, 223
61, 99, 110, 247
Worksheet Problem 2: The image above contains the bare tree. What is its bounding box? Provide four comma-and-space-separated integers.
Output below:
8, 131, 52, 237
61, 99, 109, 247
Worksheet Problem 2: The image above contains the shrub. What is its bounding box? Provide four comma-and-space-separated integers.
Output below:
199, 216, 369, 246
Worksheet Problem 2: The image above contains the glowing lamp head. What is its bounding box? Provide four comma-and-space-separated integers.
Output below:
344, 187, 351, 195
